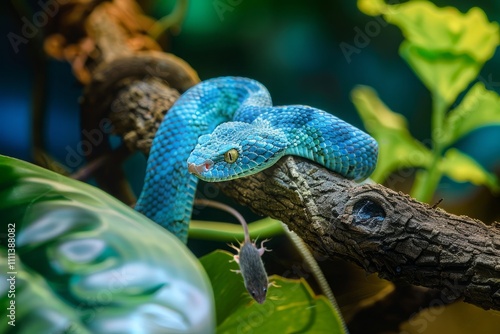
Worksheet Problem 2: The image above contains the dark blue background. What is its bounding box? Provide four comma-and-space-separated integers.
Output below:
1, 0, 499, 207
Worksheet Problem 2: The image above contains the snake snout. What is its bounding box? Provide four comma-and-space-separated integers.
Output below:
188, 159, 214, 175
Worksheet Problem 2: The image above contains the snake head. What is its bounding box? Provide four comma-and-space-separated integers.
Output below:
187, 120, 288, 181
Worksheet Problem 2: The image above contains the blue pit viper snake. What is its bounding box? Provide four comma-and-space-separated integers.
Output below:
135, 76, 378, 243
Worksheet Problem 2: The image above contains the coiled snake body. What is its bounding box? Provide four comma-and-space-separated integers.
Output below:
135, 77, 378, 242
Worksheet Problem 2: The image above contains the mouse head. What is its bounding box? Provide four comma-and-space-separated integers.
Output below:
245, 277, 268, 304
187, 119, 288, 181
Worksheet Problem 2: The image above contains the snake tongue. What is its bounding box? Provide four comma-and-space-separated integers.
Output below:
188, 159, 213, 175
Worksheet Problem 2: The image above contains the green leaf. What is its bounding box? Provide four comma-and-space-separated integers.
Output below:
399, 43, 480, 108
357, 0, 386, 16
1, 251, 91, 334
0, 155, 215, 333
351, 86, 433, 183
200, 250, 346, 334
385, 4, 499, 61
443, 82, 500, 146
360, 0, 500, 108
439, 148, 500, 191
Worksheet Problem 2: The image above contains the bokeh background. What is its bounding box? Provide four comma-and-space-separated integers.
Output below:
1, 0, 500, 333
2, 0, 500, 205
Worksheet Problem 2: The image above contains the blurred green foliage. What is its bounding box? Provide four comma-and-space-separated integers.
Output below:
0, 155, 215, 333
0, 155, 345, 333
2, 0, 500, 333
353, 0, 500, 203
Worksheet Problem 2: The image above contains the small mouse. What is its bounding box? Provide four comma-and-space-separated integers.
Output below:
193, 198, 271, 303
230, 236, 271, 304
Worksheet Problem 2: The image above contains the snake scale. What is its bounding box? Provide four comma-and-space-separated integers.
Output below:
135, 76, 378, 243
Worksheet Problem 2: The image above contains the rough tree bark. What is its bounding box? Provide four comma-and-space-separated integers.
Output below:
218, 156, 500, 311
42, 0, 500, 321
103, 71, 500, 312
44, 0, 199, 204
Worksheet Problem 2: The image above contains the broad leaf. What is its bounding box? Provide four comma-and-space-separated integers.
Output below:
359, 0, 500, 108
439, 148, 500, 191
357, 0, 386, 16
1, 252, 91, 334
352, 86, 433, 183
200, 250, 346, 334
0, 155, 215, 333
399, 43, 479, 109
443, 82, 500, 146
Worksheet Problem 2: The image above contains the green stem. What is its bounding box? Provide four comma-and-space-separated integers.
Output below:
410, 95, 447, 203
188, 217, 284, 241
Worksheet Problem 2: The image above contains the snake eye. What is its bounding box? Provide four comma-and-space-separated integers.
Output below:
224, 149, 239, 163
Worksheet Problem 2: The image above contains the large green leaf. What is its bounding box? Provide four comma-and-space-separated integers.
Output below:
443, 82, 500, 146
1, 252, 91, 334
439, 148, 500, 191
359, 0, 500, 108
399, 43, 480, 109
352, 86, 433, 183
0, 155, 215, 333
200, 250, 346, 334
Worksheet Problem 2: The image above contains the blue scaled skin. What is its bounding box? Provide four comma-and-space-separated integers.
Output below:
135, 77, 378, 243
188, 104, 378, 182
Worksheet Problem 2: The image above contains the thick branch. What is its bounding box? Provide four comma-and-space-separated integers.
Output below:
43, 0, 500, 315
218, 156, 500, 311
44, 0, 199, 203
79, 62, 500, 311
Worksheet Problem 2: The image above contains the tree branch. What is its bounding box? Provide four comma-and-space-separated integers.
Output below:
218, 156, 500, 311
42, 0, 500, 316
43, 0, 199, 204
